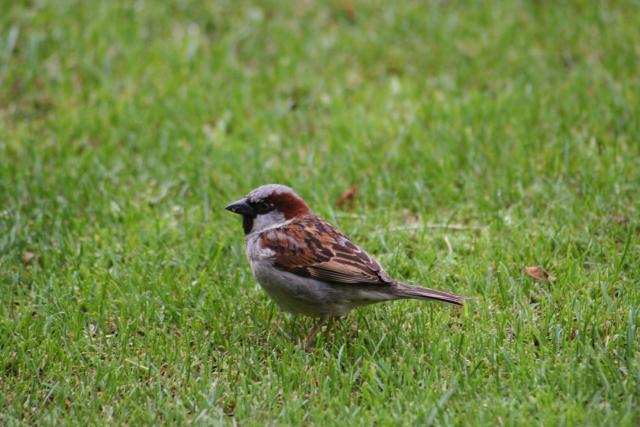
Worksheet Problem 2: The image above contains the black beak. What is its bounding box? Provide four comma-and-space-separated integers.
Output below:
224, 198, 254, 216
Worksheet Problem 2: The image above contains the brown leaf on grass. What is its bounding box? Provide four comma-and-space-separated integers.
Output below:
22, 251, 36, 264
612, 213, 630, 224
524, 266, 550, 282
342, 0, 356, 22
336, 185, 358, 209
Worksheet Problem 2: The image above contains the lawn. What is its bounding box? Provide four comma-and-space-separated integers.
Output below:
1, 0, 639, 425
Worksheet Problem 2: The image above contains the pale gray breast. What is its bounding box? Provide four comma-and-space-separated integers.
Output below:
249, 257, 351, 317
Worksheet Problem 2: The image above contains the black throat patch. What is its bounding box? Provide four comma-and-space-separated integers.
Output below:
242, 215, 254, 235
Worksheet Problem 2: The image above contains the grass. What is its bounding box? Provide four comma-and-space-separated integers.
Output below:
1, 0, 639, 425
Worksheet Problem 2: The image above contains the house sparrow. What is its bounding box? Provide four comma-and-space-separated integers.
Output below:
225, 184, 465, 350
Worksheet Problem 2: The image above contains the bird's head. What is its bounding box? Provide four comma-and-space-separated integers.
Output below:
224, 184, 310, 234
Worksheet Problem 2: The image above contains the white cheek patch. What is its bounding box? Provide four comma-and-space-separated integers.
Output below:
251, 210, 287, 233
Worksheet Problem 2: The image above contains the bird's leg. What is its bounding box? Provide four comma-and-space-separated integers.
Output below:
302, 316, 329, 352
282, 313, 297, 339
332, 316, 348, 332
326, 316, 335, 334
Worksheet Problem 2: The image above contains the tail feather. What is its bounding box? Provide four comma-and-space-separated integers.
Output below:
393, 282, 465, 306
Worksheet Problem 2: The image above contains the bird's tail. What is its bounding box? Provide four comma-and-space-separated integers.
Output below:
393, 282, 465, 306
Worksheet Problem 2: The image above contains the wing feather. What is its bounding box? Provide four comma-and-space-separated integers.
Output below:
259, 216, 393, 286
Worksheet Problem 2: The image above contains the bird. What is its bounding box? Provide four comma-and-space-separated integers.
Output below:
225, 184, 465, 350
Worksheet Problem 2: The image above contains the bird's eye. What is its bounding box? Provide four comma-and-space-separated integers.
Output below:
254, 201, 272, 214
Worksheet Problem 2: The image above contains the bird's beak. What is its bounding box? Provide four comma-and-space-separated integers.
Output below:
224, 198, 254, 216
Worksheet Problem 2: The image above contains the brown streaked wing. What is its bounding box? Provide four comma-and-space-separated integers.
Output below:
259, 216, 393, 285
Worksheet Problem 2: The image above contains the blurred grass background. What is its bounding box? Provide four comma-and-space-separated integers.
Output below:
1, 0, 639, 425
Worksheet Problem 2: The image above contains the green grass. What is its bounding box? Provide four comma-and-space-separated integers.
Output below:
1, 0, 639, 425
